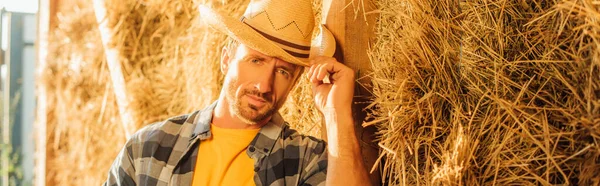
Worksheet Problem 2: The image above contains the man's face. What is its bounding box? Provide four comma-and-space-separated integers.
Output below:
221, 44, 302, 124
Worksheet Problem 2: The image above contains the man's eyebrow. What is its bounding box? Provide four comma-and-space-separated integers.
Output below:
242, 54, 266, 61
277, 63, 296, 72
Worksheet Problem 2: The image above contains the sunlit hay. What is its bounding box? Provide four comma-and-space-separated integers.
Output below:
42, 0, 124, 185
98, 0, 239, 130
368, 0, 600, 185
366, 0, 463, 185
459, 0, 599, 185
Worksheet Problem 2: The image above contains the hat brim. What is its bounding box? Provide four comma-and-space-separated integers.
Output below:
199, 5, 309, 67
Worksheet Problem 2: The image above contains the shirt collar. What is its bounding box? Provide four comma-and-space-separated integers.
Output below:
192, 101, 217, 140
191, 101, 286, 156
247, 111, 286, 158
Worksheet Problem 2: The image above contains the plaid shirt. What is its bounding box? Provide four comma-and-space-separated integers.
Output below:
104, 102, 328, 186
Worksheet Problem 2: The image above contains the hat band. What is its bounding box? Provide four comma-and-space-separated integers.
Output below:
241, 19, 310, 59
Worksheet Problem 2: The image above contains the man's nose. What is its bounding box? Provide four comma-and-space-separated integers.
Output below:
254, 69, 274, 93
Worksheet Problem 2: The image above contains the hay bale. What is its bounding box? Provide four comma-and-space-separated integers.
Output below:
41, 0, 124, 185
97, 0, 243, 129
368, 0, 600, 185
459, 0, 600, 184
366, 0, 463, 184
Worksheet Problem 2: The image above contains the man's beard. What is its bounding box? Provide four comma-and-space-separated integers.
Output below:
225, 78, 276, 125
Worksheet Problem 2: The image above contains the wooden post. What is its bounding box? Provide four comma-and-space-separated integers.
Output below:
322, 0, 381, 185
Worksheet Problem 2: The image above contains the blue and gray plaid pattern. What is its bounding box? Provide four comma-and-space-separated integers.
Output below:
104, 102, 328, 186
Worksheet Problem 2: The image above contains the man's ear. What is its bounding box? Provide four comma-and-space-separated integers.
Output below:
220, 47, 230, 74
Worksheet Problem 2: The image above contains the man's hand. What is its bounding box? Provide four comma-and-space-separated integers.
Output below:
306, 56, 372, 186
307, 56, 355, 114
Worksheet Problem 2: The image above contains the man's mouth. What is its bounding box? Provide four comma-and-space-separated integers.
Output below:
245, 94, 269, 107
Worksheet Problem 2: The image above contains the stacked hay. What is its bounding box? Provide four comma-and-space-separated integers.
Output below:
41, 0, 124, 185
369, 0, 600, 185
366, 0, 463, 184
96, 0, 243, 130
459, 0, 600, 184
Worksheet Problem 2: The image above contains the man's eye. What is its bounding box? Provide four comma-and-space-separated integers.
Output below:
251, 59, 261, 64
278, 69, 290, 77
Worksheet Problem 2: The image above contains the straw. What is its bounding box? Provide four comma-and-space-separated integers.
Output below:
367, 0, 600, 185
41, 1, 124, 184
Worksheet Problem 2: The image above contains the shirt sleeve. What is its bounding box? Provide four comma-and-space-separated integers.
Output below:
103, 139, 137, 186
301, 142, 328, 186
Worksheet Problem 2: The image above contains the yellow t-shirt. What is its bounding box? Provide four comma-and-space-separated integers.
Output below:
191, 124, 260, 186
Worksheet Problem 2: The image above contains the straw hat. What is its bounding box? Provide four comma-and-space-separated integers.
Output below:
199, 0, 336, 67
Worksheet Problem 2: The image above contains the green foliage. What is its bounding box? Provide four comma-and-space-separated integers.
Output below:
0, 90, 23, 185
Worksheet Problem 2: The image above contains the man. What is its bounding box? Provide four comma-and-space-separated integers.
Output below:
104, 0, 372, 185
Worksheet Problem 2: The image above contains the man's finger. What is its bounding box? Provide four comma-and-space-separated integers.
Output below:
311, 57, 344, 84
317, 63, 329, 82
310, 64, 321, 84
307, 64, 316, 79
319, 63, 333, 84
